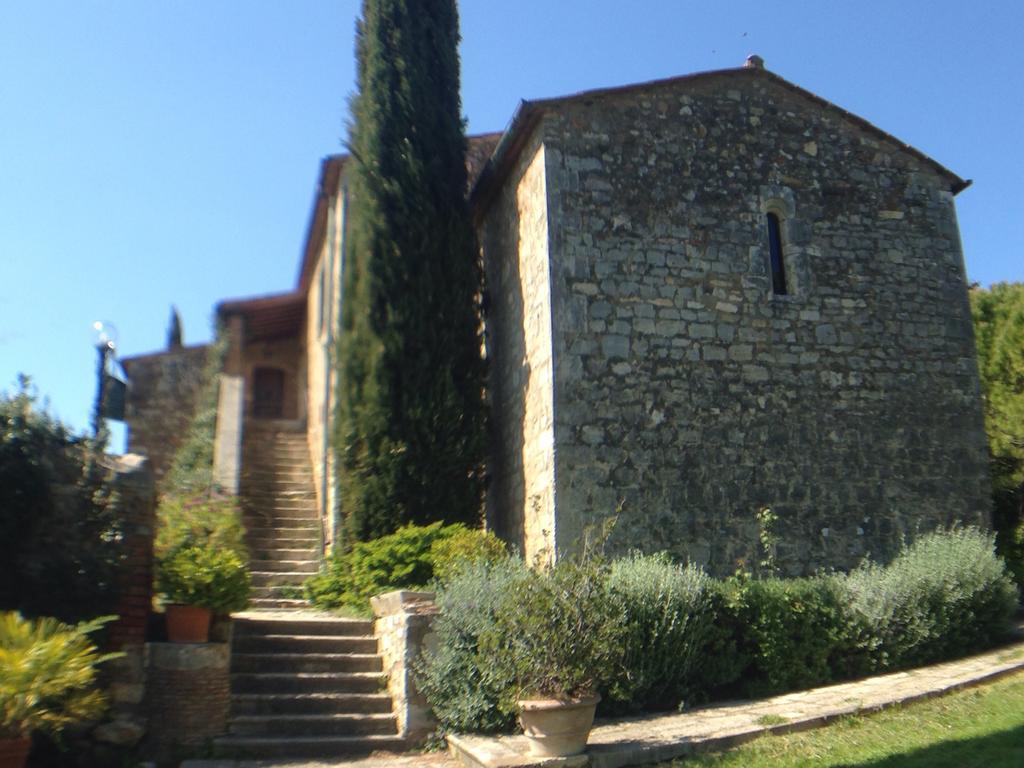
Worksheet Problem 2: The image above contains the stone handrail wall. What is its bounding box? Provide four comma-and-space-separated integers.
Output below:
371, 590, 439, 741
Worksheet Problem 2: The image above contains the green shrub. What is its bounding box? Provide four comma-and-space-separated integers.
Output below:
845, 527, 1018, 670
430, 527, 508, 583
0, 613, 120, 738
155, 545, 251, 613
415, 556, 530, 734
162, 332, 228, 497
603, 553, 715, 712
0, 377, 121, 623
729, 574, 853, 697
997, 517, 1024, 589
305, 521, 498, 611
155, 493, 247, 560
481, 558, 625, 705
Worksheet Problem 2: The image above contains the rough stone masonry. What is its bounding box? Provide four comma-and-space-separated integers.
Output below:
477, 60, 990, 575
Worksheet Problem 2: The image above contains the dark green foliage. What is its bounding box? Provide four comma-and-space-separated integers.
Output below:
0, 377, 120, 623
415, 557, 531, 734
167, 305, 183, 348
305, 521, 473, 611
970, 283, 1024, 585
162, 332, 228, 498
334, 0, 487, 541
726, 575, 854, 697
603, 553, 716, 712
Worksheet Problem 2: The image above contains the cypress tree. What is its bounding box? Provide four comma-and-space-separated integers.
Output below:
335, 0, 487, 542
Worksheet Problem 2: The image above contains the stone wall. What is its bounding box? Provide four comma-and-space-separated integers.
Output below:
485, 69, 991, 575
306, 186, 346, 549
371, 590, 438, 742
123, 345, 209, 486
481, 132, 557, 564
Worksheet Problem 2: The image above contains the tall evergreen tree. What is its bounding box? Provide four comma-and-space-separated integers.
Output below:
334, 0, 487, 542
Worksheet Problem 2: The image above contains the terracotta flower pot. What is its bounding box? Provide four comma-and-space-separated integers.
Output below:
165, 604, 212, 643
0, 736, 31, 768
518, 694, 601, 757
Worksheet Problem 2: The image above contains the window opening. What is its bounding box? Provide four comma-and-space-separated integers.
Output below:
766, 212, 788, 295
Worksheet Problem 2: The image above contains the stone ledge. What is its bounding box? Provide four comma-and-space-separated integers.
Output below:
448, 733, 587, 768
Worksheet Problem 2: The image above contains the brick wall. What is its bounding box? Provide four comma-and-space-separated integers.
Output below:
145, 643, 230, 750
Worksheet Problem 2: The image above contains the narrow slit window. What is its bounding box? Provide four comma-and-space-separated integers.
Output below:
766, 212, 788, 295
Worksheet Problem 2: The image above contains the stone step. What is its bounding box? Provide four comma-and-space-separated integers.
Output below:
250, 559, 319, 574
242, 484, 316, 494
234, 634, 378, 656
246, 548, 320, 562
234, 618, 374, 638
213, 734, 407, 759
247, 597, 312, 611
231, 692, 392, 716
243, 467, 316, 478
230, 672, 384, 695
248, 534, 319, 549
232, 653, 383, 675
228, 713, 397, 738
246, 531, 320, 546
243, 508, 319, 521
243, 452, 311, 463
250, 585, 308, 601
244, 518, 318, 530
249, 571, 317, 588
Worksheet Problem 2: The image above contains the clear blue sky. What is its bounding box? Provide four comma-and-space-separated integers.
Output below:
2, 1, 1022, 438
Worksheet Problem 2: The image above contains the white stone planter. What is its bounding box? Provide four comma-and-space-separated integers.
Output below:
518, 694, 600, 757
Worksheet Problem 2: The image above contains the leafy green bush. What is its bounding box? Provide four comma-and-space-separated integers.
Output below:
305, 521, 495, 611
417, 528, 1017, 734
430, 527, 508, 583
845, 527, 1018, 670
155, 493, 247, 560
415, 557, 531, 734
155, 545, 251, 613
481, 558, 624, 704
603, 553, 715, 712
729, 575, 853, 696
162, 333, 228, 497
0, 613, 120, 738
0, 377, 121, 623
1000, 519, 1024, 588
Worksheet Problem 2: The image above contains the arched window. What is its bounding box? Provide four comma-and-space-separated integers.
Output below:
766, 212, 788, 295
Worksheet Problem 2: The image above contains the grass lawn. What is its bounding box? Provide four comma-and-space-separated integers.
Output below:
653, 670, 1024, 768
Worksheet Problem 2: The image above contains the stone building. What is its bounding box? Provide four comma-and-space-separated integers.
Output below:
123, 58, 990, 575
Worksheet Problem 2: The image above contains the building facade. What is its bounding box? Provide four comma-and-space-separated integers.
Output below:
124, 59, 990, 575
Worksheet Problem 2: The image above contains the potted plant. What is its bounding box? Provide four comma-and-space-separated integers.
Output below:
484, 560, 624, 757
0, 612, 119, 768
156, 544, 251, 642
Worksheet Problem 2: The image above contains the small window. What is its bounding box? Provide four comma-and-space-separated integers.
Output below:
766, 212, 788, 295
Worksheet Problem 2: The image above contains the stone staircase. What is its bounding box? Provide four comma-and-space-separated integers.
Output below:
216, 420, 405, 758
240, 421, 321, 610
216, 614, 404, 758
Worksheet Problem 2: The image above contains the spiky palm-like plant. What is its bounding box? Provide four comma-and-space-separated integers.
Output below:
0, 613, 119, 738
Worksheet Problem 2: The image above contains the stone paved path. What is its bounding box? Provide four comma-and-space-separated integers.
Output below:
450, 635, 1024, 767
186, 632, 1024, 768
